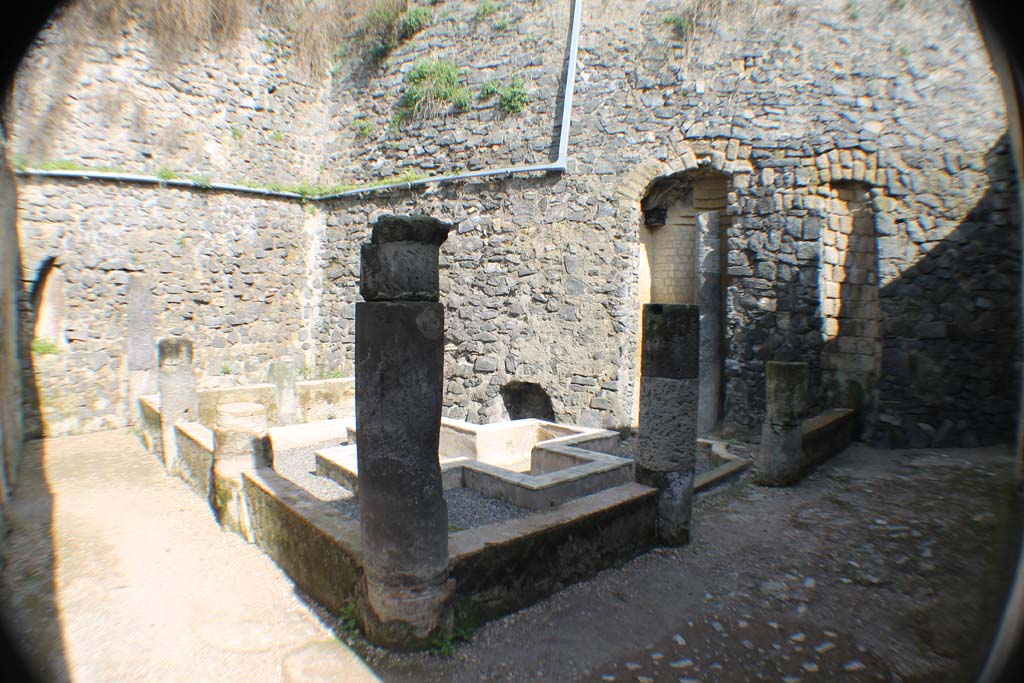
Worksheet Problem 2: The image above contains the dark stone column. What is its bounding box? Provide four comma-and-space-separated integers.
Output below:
696, 211, 722, 436
356, 214, 454, 649
757, 361, 809, 486
211, 401, 270, 539
267, 360, 298, 426
637, 303, 699, 545
157, 338, 198, 474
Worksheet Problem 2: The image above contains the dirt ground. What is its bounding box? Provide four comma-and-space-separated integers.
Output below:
1, 431, 1020, 682
348, 444, 1022, 682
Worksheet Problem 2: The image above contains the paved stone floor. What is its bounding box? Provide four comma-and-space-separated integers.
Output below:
0, 430, 378, 682
1, 431, 1020, 682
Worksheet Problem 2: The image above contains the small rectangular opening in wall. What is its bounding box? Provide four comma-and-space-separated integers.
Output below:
644, 207, 668, 228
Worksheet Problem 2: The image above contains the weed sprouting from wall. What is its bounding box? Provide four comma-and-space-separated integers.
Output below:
400, 6, 434, 38
30, 339, 62, 356
354, 0, 410, 65
397, 59, 471, 120
474, 1, 500, 22
352, 117, 375, 138
480, 75, 529, 115
68, 1, 385, 72
664, 13, 693, 39
350, 0, 432, 67
293, 2, 349, 78
147, 0, 246, 58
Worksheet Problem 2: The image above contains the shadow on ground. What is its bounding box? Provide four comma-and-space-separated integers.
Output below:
1, 438, 69, 682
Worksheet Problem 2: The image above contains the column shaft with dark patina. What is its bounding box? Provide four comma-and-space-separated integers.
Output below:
757, 361, 809, 486
696, 212, 723, 436
157, 338, 198, 474
637, 303, 699, 545
356, 214, 454, 649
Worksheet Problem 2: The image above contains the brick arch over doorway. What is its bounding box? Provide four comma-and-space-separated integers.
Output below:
623, 145, 744, 426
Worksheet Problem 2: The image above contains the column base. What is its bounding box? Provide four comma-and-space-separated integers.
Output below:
212, 461, 255, 542
756, 421, 803, 486
358, 576, 455, 651
636, 466, 695, 546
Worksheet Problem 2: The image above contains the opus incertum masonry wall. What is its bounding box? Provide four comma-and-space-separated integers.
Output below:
8, 1, 1020, 451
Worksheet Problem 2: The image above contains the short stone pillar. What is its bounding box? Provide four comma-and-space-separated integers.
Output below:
157, 338, 199, 474
267, 360, 298, 426
757, 361, 809, 486
127, 276, 157, 420
355, 214, 454, 649
696, 212, 723, 436
637, 304, 699, 545
211, 401, 270, 539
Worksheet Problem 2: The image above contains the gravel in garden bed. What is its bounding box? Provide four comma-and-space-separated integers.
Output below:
272, 444, 529, 530
273, 443, 352, 503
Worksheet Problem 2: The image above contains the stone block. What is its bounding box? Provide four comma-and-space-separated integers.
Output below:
360, 215, 452, 302
157, 338, 199, 475
764, 361, 808, 426
637, 376, 698, 544
267, 361, 298, 426
641, 304, 699, 381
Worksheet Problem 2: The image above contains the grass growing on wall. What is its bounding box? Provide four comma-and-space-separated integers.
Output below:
70, 1, 398, 76
396, 59, 471, 120
354, 0, 409, 64
20, 160, 430, 198
474, 1, 500, 21
480, 75, 529, 115
399, 6, 433, 38
30, 338, 61, 355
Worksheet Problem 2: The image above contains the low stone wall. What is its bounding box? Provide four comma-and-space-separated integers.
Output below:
143, 377, 354, 439
296, 378, 355, 423
175, 422, 214, 499
242, 468, 363, 616
137, 390, 663, 633
138, 395, 162, 457
449, 483, 657, 624
802, 408, 857, 472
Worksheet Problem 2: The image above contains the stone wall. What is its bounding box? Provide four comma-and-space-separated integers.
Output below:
1, 135, 24, 529
8, 2, 331, 188
6, 0, 1021, 445
16, 180, 319, 436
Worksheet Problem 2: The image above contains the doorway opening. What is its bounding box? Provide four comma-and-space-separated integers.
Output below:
635, 171, 730, 427
819, 183, 881, 435
500, 381, 556, 422
30, 256, 67, 352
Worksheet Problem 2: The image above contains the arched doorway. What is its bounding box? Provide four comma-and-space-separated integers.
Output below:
635, 170, 730, 431
30, 256, 67, 352
819, 182, 881, 437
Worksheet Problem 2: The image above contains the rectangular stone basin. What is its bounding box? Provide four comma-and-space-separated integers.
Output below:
315, 418, 634, 510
